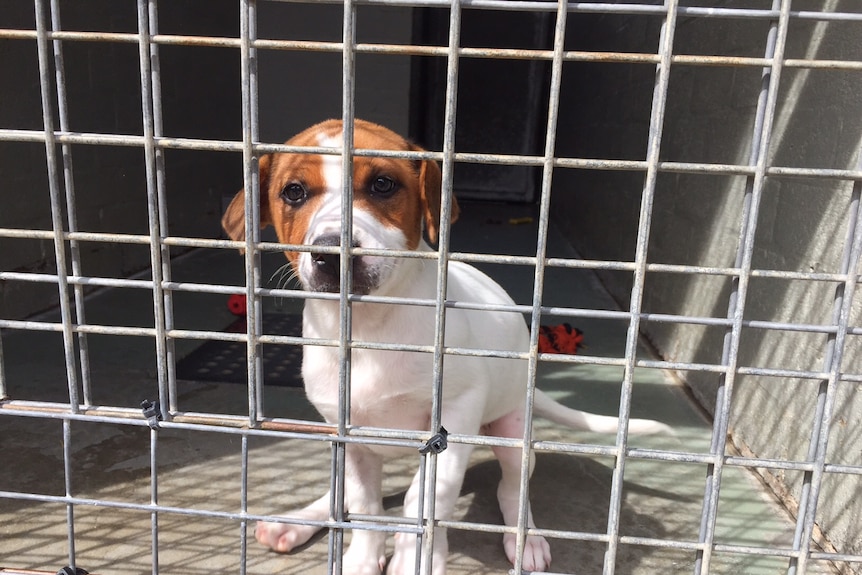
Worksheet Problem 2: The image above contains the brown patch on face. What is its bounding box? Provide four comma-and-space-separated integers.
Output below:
221, 119, 459, 277
221, 123, 330, 272
221, 153, 273, 242
349, 122, 457, 248
353, 156, 425, 249
264, 130, 329, 270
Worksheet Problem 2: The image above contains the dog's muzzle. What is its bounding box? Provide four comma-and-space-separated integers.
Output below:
306, 234, 377, 294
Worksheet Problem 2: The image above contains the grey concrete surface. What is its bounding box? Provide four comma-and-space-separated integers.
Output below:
0, 205, 836, 575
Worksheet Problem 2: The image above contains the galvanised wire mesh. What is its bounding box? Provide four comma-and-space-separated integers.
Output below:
0, 1, 861, 575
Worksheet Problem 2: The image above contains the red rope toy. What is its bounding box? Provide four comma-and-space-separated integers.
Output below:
537, 323, 584, 355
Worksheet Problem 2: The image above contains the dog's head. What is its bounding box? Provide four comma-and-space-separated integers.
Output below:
222, 119, 459, 295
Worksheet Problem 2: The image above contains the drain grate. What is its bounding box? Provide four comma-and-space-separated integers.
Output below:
176, 314, 303, 387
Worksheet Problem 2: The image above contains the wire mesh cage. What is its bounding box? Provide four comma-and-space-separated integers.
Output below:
1, 1, 861, 575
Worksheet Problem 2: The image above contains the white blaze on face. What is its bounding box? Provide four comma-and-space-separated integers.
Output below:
298, 130, 410, 295
303, 132, 345, 243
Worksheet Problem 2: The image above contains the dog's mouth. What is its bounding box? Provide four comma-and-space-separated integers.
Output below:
306, 265, 379, 295
304, 236, 381, 295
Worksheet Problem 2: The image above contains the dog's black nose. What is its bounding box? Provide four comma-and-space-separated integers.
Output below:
311, 235, 341, 279
310, 234, 359, 281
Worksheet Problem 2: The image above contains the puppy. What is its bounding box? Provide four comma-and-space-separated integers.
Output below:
222, 119, 670, 575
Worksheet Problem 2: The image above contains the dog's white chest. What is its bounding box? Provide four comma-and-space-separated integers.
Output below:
301, 301, 437, 430
303, 345, 433, 430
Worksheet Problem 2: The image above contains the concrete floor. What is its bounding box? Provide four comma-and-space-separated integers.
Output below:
0, 204, 834, 575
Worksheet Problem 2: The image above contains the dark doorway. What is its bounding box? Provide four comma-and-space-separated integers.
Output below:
410, 8, 554, 203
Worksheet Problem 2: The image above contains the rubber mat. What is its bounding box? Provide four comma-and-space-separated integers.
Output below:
176, 314, 304, 387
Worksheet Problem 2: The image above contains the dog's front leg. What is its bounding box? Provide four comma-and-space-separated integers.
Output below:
388, 393, 484, 575
389, 440, 474, 575
341, 444, 387, 575
255, 443, 385, 575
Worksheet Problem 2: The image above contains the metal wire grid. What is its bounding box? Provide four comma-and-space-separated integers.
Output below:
0, 1, 861, 575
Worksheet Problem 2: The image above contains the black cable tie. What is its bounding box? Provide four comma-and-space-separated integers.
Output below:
57, 567, 89, 575
419, 426, 449, 455
141, 399, 162, 429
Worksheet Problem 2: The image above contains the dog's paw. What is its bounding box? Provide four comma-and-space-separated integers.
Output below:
341, 559, 385, 575
387, 533, 415, 575
503, 533, 551, 572
255, 520, 319, 553
342, 543, 386, 575
388, 533, 447, 575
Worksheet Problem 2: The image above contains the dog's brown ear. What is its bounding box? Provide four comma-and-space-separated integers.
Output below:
415, 149, 459, 245
221, 154, 273, 242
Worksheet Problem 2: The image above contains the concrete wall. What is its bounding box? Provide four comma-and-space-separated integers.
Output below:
0, 0, 242, 319
256, 3, 413, 142
0, 1, 412, 320
551, 0, 862, 559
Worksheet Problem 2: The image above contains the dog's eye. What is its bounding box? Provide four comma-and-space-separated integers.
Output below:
370, 176, 398, 197
280, 182, 307, 205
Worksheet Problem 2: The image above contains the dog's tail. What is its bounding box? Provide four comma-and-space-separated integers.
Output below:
533, 389, 672, 435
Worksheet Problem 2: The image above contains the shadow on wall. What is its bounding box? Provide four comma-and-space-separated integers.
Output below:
550, 0, 862, 558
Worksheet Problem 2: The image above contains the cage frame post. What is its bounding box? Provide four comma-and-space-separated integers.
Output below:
601, 1, 679, 574
693, 2, 793, 573
786, 155, 862, 575
32, 0, 82, 569
47, 0, 93, 408
329, 0, 359, 572
1, 2, 862, 575
414, 0, 464, 573
511, 0, 568, 573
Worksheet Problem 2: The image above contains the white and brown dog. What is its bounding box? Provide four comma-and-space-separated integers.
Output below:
222, 119, 669, 575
